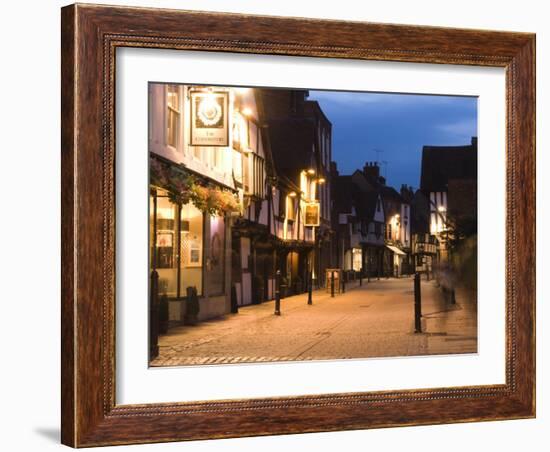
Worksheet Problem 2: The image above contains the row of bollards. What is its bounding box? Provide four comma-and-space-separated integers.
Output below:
274, 267, 394, 316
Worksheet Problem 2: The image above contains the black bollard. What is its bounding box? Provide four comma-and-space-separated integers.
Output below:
414, 272, 422, 333
359, 271, 363, 286
342, 272, 346, 293
307, 269, 313, 305
274, 270, 281, 315
331, 271, 335, 297
450, 288, 456, 304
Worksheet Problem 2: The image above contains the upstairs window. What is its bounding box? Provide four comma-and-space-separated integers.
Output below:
166, 85, 180, 148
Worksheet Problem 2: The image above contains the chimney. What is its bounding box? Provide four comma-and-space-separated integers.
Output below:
401, 184, 414, 200
363, 161, 380, 182
330, 161, 339, 177
471, 136, 478, 148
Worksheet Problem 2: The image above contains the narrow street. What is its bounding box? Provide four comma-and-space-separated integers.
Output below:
151, 277, 477, 367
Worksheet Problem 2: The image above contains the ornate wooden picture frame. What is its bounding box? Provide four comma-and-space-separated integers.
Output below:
61, 3, 535, 447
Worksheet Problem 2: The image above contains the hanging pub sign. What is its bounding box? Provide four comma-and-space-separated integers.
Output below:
304, 201, 320, 227
189, 90, 229, 146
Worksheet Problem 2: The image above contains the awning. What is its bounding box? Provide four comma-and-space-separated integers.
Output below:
386, 245, 406, 256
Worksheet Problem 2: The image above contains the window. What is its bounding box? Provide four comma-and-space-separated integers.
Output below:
166, 85, 180, 148
243, 152, 265, 198
352, 248, 362, 272
180, 203, 204, 296
151, 194, 178, 297
150, 191, 205, 298
286, 196, 296, 221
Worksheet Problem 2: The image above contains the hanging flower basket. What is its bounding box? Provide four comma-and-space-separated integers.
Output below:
150, 157, 241, 216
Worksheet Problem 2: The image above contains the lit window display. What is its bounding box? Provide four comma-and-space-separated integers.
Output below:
352, 248, 363, 272
151, 194, 178, 297
150, 190, 205, 298
180, 203, 204, 296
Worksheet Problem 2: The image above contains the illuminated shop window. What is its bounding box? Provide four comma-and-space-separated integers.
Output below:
150, 190, 205, 298
180, 203, 204, 296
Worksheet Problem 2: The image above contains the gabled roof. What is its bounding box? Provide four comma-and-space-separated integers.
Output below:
333, 173, 382, 222
420, 139, 477, 192
353, 189, 381, 222
379, 185, 404, 203
264, 117, 317, 182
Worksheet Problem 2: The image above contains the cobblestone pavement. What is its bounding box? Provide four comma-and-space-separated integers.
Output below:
150, 277, 477, 367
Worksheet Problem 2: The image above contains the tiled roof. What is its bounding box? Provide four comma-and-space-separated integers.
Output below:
265, 117, 317, 183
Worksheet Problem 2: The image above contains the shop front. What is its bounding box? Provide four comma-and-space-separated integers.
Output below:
149, 186, 231, 327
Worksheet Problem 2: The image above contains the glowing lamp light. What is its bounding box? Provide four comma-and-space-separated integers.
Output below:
317, 177, 326, 184
438, 206, 447, 212
241, 107, 253, 117
307, 168, 316, 175
288, 191, 297, 198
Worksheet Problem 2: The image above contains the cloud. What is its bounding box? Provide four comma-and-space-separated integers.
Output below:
309, 90, 475, 109
436, 118, 477, 138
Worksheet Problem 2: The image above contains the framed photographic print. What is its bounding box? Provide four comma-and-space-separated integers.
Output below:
61, 3, 535, 447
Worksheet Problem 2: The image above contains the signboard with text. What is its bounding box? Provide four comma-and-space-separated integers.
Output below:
304, 201, 320, 227
189, 90, 229, 147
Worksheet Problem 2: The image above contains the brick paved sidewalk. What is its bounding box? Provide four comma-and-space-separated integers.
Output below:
151, 277, 477, 367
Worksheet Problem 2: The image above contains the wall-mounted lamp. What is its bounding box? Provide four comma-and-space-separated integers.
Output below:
234, 87, 250, 95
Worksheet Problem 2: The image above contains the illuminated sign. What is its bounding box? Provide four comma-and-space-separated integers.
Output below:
190, 90, 229, 146
304, 201, 320, 227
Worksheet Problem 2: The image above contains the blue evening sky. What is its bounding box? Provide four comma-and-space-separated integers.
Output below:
308, 90, 478, 190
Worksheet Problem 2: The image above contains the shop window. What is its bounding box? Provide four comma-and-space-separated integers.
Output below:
352, 248, 362, 272
150, 191, 205, 299
180, 203, 204, 296
166, 85, 180, 148
152, 195, 178, 298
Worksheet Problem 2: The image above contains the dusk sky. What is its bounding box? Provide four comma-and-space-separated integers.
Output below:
308, 90, 478, 190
